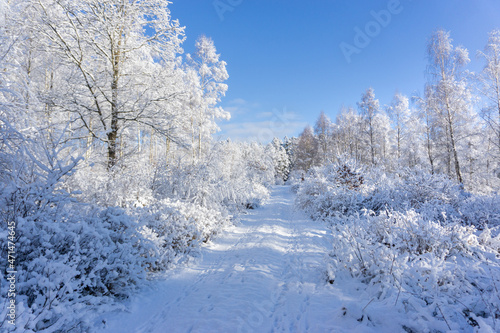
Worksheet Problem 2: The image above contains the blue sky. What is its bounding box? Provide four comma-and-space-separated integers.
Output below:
170, 0, 500, 142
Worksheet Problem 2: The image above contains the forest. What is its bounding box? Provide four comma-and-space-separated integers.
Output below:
0, 1, 499, 332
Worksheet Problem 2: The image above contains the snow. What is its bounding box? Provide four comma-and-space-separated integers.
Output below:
3, 1, 499, 330
95, 186, 398, 333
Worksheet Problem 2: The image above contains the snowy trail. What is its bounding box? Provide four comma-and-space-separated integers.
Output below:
96, 186, 381, 333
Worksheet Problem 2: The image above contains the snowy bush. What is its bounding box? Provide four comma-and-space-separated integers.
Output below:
296, 160, 500, 331
153, 141, 273, 213
297, 161, 499, 228
68, 152, 156, 209
134, 199, 230, 272
0, 124, 151, 332
0, 206, 149, 332
286, 169, 305, 193
327, 210, 500, 332
398, 168, 463, 208
296, 158, 366, 219
459, 194, 500, 229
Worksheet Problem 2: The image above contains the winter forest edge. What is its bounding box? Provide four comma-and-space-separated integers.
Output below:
1, 1, 500, 332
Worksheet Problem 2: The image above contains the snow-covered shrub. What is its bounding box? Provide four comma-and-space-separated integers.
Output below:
459, 194, 500, 229
0, 206, 148, 332
286, 169, 305, 193
355, 167, 466, 220
297, 162, 500, 228
296, 159, 500, 331
296, 158, 366, 219
0, 125, 149, 332
327, 210, 500, 332
388, 169, 500, 228
328, 210, 478, 279
153, 141, 273, 213
134, 199, 230, 272
398, 168, 463, 208
69, 154, 155, 208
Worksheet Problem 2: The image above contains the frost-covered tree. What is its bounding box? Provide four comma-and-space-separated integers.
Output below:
187, 35, 230, 160
426, 29, 476, 183
478, 30, 500, 152
294, 126, 318, 173
29, 0, 187, 168
283, 136, 298, 172
387, 93, 410, 164
386, 92, 424, 169
358, 88, 380, 165
404, 105, 425, 169
267, 137, 291, 184
334, 106, 363, 162
314, 111, 333, 163
0, 1, 54, 132
478, 30, 500, 179
375, 110, 392, 168
415, 87, 440, 175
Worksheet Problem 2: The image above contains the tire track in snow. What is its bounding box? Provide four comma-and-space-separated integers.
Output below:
99, 186, 344, 333
135, 220, 262, 333
270, 206, 313, 332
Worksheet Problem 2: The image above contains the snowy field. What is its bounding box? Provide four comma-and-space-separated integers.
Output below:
96, 186, 403, 333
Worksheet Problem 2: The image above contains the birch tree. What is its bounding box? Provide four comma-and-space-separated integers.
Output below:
294, 126, 318, 173
187, 35, 229, 160
387, 93, 409, 163
426, 29, 474, 183
358, 88, 380, 165
30, 0, 187, 168
314, 111, 332, 163
478, 30, 500, 163
335, 106, 363, 162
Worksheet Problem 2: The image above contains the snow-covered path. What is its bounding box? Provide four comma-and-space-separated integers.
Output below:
97, 186, 380, 333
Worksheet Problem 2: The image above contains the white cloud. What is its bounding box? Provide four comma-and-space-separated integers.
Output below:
219, 119, 307, 143
227, 98, 247, 106
256, 111, 274, 119
223, 106, 240, 114
218, 100, 307, 142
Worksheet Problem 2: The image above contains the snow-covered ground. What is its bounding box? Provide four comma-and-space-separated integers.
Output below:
95, 186, 402, 333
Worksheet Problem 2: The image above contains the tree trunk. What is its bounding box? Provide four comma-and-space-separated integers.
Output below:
107, 127, 118, 169
449, 124, 463, 183
397, 127, 401, 161
426, 126, 435, 174
165, 137, 171, 165
369, 126, 375, 165
108, 79, 119, 169
108, 45, 120, 169
427, 139, 434, 174
444, 94, 463, 183
86, 118, 93, 160
496, 76, 500, 153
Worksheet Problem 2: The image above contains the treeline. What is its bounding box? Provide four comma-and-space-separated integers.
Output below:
282, 29, 500, 193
